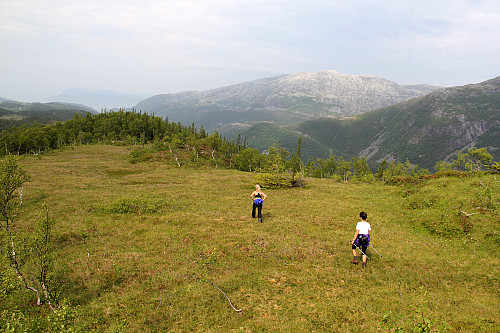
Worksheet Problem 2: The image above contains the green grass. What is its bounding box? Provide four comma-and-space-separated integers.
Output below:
4, 145, 499, 332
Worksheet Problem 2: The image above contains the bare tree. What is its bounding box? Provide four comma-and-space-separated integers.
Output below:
0, 155, 57, 311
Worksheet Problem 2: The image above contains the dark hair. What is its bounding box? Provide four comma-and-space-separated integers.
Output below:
359, 212, 367, 220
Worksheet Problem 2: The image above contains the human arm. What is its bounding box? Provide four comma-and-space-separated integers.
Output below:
351, 229, 360, 244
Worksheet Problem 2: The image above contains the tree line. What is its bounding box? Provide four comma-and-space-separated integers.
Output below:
1, 110, 497, 188
0, 110, 210, 155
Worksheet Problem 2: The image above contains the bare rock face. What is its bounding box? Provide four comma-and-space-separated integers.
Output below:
135, 70, 440, 129
290, 76, 500, 169
265, 71, 433, 115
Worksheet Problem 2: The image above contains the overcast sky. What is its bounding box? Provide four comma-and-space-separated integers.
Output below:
1, 0, 499, 101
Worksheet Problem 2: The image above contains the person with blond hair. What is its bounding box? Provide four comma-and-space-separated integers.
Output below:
250, 184, 267, 223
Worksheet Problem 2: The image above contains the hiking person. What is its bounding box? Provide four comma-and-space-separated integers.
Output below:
250, 184, 267, 223
350, 211, 371, 267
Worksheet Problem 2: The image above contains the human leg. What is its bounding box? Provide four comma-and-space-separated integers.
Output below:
361, 245, 368, 267
351, 243, 358, 264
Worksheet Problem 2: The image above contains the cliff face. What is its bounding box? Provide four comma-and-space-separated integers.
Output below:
398, 77, 499, 164
135, 70, 439, 130
290, 76, 500, 169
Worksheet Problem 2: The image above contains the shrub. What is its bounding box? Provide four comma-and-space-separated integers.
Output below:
254, 172, 307, 188
488, 161, 500, 173
254, 173, 293, 189
419, 212, 467, 237
0, 261, 17, 301
128, 147, 154, 164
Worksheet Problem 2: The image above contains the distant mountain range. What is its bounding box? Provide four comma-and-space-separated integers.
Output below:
47, 88, 150, 111
136, 70, 440, 131
2, 71, 498, 170
0, 100, 96, 131
0, 100, 96, 113
241, 76, 500, 169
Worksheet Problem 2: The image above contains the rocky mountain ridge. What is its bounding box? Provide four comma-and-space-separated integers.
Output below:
284, 76, 500, 169
135, 70, 440, 131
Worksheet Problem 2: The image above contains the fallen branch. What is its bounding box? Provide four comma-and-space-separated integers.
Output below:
194, 265, 243, 313
460, 211, 479, 217
207, 280, 242, 312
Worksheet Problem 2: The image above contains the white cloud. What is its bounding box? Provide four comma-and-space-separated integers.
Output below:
0, 0, 499, 100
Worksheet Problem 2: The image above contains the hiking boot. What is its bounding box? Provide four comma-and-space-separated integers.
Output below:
362, 262, 367, 268
351, 259, 358, 265
258, 218, 262, 223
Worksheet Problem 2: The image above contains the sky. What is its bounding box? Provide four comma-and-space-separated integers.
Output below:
1, 0, 499, 102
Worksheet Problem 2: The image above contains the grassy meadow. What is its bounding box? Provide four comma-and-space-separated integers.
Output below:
5, 144, 499, 332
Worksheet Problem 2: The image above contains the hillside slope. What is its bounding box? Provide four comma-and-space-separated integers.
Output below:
288, 76, 500, 168
5, 145, 497, 332
0, 100, 96, 113
135, 70, 439, 131
233, 122, 335, 161
0, 100, 97, 131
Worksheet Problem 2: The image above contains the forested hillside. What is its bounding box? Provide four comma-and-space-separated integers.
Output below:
234, 122, 334, 161
0, 110, 245, 168
1, 109, 497, 185
0, 100, 96, 132
273, 76, 500, 170
0, 100, 95, 113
